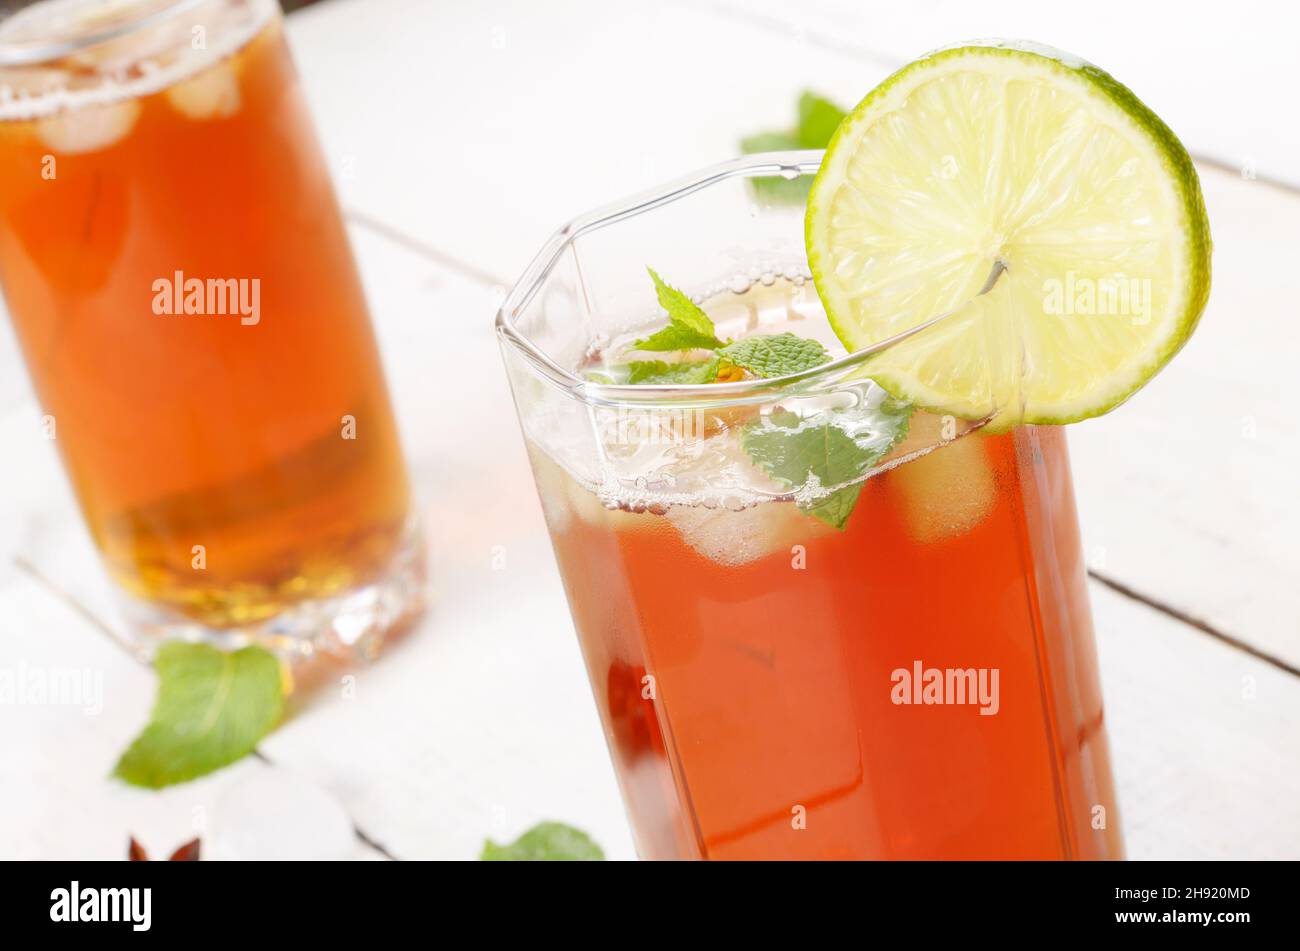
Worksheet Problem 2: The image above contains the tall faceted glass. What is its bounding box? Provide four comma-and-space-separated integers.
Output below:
498, 153, 1123, 859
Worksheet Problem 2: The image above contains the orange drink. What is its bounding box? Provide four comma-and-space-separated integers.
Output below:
0, 0, 421, 654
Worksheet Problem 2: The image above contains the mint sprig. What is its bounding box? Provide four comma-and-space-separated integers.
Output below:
481, 821, 605, 861
741, 392, 912, 529
632, 268, 726, 351
602, 269, 831, 383
113, 642, 284, 789
593, 265, 911, 531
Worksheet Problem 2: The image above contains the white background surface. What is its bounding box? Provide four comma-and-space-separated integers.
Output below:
1, 0, 1297, 860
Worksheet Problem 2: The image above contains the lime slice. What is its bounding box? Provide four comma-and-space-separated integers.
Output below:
806, 41, 1211, 426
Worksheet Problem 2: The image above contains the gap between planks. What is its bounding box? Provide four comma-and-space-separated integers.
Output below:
1089, 568, 1300, 679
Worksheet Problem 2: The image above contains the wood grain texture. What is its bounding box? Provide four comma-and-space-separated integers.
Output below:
0, 0, 1295, 860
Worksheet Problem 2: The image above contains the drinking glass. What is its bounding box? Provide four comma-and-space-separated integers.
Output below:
0, 0, 424, 658
497, 152, 1123, 859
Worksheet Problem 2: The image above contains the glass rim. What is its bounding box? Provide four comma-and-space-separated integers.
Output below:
0, 0, 210, 67
495, 150, 984, 410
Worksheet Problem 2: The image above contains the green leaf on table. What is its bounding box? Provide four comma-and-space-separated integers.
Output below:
113, 642, 284, 789
719, 333, 831, 378
632, 268, 725, 351
626, 357, 721, 384
741, 393, 912, 529
481, 821, 605, 861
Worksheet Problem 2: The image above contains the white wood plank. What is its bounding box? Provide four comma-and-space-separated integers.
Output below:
0, 565, 386, 859
284, 0, 895, 281
286, 0, 1300, 278
0, 545, 391, 859
1094, 582, 1300, 860
1070, 169, 1300, 670
704, 0, 1300, 186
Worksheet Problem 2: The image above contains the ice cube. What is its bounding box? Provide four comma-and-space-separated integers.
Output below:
891, 432, 996, 543
165, 61, 241, 120
527, 443, 643, 535
667, 499, 834, 567
37, 98, 140, 153
528, 445, 580, 534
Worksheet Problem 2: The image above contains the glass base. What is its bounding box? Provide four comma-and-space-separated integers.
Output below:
116, 519, 428, 663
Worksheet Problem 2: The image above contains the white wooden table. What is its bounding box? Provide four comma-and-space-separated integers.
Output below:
2, 0, 1297, 861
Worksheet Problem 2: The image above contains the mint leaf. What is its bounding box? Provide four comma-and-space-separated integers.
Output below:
740, 130, 800, 153
803, 484, 863, 530
627, 358, 720, 384
796, 91, 847, 148
481, 822, 605, 861
633, 268, 724, 351
113, 642, 284, 789
611, 268, 831, 385
741, 91, 847, 203
633, 324, 721, 353
719, 333, 830, 378
741, 393, 912, 529
741, 130, 809, 203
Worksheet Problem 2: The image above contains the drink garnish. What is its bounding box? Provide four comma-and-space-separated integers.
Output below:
113, 642, 284, 789
741, 393, 912, 529
589, 267, 912, 529
625, 357, 723, 384
632, 268, 727, 352
806, 41, 1212, 427
591, 267, 833, 384
718, 332, 834, 379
